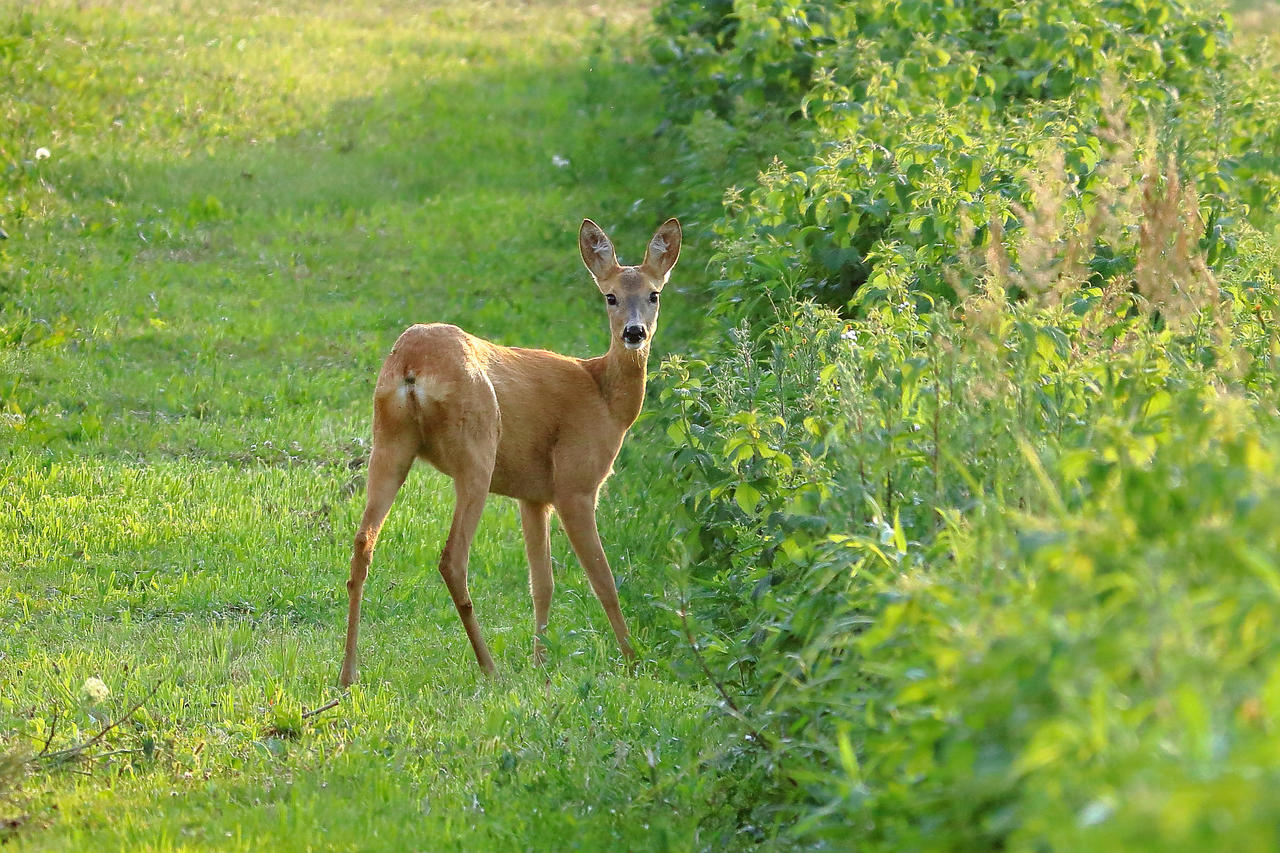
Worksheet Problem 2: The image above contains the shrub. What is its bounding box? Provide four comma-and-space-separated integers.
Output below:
650, 129, 1280, 844
648, 0, 1280, 846
652, 0, 1280, 321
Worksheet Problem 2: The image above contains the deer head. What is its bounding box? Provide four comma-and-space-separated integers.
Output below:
579, 218, 682, 351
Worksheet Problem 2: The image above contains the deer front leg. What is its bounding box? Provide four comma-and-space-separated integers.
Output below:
520, 500, 554, 666
340, 440, 414, 687
555, 493, 635, 664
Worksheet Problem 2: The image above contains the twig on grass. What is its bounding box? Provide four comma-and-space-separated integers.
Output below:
38, 683, 160, 765
90, 748, 144, 761
35, 708, 59, 758
301, 696, 343, 720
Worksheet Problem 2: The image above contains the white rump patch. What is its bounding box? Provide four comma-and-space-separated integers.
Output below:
397, 374, 452, 410
415, 374, 452, 402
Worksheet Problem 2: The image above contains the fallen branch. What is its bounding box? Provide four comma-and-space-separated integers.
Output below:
35, 708, 59, 759
38, 683, 160, 765
89, 748, 144, 761
301, 696, 343, 720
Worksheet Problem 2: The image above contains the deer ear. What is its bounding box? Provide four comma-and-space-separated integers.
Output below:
641, 218, 681, 287
579, 219, 620, 286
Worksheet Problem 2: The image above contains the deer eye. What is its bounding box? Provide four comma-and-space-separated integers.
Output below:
605, 294, 618, 306
649, 292, 659, 304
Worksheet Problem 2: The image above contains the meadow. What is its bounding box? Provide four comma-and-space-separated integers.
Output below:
7, 0, 1280, 850
2, 1, 744, 849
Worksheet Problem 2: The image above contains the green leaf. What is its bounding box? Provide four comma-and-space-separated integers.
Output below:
735, 483, 762, 514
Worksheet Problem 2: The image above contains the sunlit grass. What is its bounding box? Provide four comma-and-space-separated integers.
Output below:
0, 1, 736, 848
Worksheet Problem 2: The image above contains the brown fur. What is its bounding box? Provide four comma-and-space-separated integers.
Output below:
340, 218, 681, 683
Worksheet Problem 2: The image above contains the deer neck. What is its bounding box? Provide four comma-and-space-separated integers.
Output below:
590, 339, 649, 428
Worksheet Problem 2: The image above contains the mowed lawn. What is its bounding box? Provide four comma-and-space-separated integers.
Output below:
1, 2, 736, 849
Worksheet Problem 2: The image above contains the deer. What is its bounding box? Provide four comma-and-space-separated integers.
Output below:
339, 217, 681, 685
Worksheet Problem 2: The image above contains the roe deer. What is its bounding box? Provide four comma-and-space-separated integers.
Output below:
339, 217, 681, 684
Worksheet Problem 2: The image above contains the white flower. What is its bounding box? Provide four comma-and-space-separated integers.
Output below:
35, 147, 51, 160
551, 154, 570, 168
81, 677, 110, 703
877, 522, 895, 546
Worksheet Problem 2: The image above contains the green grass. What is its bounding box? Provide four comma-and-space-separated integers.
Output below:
1, 2, 742, 848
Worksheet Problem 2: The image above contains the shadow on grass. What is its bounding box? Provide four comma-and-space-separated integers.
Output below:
3, 25, 712, 458
56, 47, 675, 268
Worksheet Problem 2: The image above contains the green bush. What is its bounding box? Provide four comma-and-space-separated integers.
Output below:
646, 1, 1280, 846
648, 3, 1280, 828
654, 195, 1280, 845
654, 0, 1233, 118
653, 0, 1280, 320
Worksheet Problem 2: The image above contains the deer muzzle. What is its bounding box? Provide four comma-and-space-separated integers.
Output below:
622, 324, 647, 348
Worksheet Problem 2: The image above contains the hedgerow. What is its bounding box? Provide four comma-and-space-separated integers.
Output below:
649, 1, 1280, 847
652, 0, 1280, 318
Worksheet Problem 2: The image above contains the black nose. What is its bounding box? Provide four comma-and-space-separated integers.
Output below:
623, 325, 646, 343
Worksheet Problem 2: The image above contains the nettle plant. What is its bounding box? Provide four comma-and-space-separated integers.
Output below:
655, 303, 845, 680
652, 0, 1231, 120
652, 139, 1280, 843
794, 254, 1280, 849
648, 0, 1280, 845
653, 0, 1279, 323
713, 108, 1244, 335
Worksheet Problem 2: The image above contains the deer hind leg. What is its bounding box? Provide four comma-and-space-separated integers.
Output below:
434, 381, 501, 675
555, 493, 636, 664
340, 435, 416, 687
520, 500, 553, 665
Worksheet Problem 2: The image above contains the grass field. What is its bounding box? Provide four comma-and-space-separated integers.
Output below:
1, 2, 747, 848
12, 0, 1280, 849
